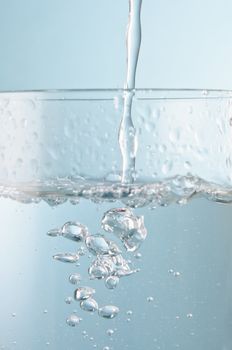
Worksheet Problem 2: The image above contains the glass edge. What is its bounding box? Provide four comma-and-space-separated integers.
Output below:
1, 88, 232, 100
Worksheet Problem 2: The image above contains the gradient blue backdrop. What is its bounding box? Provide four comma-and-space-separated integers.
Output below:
1, 0, 232, 90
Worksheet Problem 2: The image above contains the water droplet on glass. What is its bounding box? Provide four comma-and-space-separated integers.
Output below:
66, 314, 82, 327
184, 161, 191, 170
103, 347, 110, 350
74, 286, 95, 301
101, 208, 147, 252
11, 313, 16, 317
169, 129, 180, 143
61, 221, 89, 242
98, 305, 119, 319
105, 276, 119, 289
53, 253, 79, 263
69, 273, 81, 285
187, 313, 193, 318
80, 298, 98, 312
161, 160, 173, 175
43, 309, 48, 314
202, 89, 208, 96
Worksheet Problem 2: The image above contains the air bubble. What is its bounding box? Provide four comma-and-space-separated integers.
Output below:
53, 253, 79, 263
105, 276, 119, 289
69, 273, 81, 285
147, 296, 154, 302
61, 221, 89, 242
98, 305, 119, 319
47, 228, 61, 237
85, 234, 121, 256
74, 286, 95, 301
80, 298, 98, 312
173, 271, 181, 277
66, 314, 82, 327
65, 297, 73, 304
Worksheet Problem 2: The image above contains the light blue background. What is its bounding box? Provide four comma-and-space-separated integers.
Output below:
1, 0, 232, 90
1, 2, 232, 350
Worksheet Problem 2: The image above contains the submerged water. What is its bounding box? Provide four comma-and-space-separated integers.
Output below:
1, 186, 232, 350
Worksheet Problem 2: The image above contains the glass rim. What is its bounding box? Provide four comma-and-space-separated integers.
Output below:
0, 88, 232, 101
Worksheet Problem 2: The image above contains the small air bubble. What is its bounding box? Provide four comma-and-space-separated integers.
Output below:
147, 296, 154, 302
69, 273, 81, 285
173, 271, 181, 277
187, 313, 193, 318
53, 253, 79, 263
65, 297, 73, 304
66, 314, 82, 327
105, 276, 119, 290
134, 252, 142, 259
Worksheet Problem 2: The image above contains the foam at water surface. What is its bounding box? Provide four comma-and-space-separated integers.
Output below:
1, 175, 232, 207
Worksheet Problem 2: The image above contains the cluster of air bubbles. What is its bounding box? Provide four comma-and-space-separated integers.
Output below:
47, 207, 147, 328
101, 207, 147, 252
